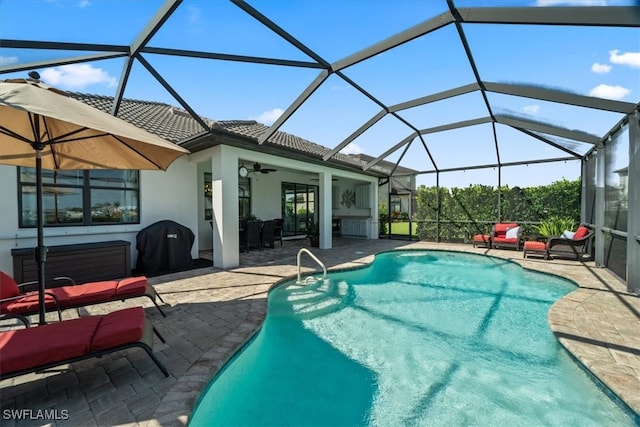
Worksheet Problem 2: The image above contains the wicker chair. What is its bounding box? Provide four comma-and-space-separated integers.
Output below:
261, 219, 276, 249
490, 223, 522, 250
273, 218, 283, 247
547, 225, 594, 260
242, 220, 263, 253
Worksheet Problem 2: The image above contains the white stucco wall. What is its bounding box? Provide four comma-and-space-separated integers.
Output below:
0, 145, 382, 276
249, 172, 285, 221
0, 157, 197, 277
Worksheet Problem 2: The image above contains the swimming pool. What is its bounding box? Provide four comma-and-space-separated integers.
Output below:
190, 250, 637, 426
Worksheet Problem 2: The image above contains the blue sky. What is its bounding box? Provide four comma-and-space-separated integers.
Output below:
1, 0, 638, 188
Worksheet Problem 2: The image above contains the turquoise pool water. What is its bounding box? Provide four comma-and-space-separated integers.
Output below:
190, 250, 637, 426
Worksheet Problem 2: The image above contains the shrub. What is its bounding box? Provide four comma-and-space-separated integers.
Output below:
534, 217, 578, 237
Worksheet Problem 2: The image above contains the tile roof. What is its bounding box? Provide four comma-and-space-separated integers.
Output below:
70, 93, 211, 143
69, 93, 396, 176
351, 153, 417, 176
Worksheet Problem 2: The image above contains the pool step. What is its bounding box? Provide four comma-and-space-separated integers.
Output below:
286, 280, 350, 319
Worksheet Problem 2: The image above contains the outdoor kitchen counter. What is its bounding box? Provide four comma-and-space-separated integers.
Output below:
333, 216, 371, 237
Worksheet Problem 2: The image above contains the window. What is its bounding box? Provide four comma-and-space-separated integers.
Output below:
18, 167, 140, 227
238, 177, 251, 219
604, 125, 629, 232
603, 124, 629, 280
281, 182, 318, 236
204, 172, 212, 220
391, 196, 402, 213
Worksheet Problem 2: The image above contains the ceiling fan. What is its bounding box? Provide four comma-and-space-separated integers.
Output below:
251, 162, 277, 174
239, 162, 277, 177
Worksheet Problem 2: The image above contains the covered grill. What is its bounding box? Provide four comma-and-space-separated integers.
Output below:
136, 220, 194, 274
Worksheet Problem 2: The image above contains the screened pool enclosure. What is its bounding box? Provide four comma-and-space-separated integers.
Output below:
0, 1, 638, 289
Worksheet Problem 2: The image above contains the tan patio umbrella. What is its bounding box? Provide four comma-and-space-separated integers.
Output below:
0, 76, 190, 324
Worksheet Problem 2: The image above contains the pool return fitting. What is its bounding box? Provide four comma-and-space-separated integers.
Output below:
296, 248, 327, 285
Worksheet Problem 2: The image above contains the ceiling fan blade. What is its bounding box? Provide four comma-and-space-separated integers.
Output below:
252, 162, 277, 173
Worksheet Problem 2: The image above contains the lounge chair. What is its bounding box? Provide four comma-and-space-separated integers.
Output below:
546, 225, 594, 260
0, 271, 167, 322
490, 223, 522, 250
0, 306, 169, 380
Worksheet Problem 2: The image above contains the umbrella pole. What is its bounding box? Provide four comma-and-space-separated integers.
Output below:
34, 142, 47, 325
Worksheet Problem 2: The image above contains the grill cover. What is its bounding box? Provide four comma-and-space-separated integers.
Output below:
136, 220, 194, 273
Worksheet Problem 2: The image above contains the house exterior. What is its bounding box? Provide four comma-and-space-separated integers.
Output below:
349, 153, 418, 217
0, 94, 391, 275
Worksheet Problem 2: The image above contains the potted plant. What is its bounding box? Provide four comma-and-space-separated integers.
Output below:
307, 218, 319, 247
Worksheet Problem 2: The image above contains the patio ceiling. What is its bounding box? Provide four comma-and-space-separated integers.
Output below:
1, 0, 638, 182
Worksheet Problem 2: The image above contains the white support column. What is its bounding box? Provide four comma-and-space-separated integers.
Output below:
627, 110, 639, 292
211, 146, 240, 268
595, 146, 606, 267
319, 172, 333, 249
580, 160, 588, 225
369, 181, 379, 239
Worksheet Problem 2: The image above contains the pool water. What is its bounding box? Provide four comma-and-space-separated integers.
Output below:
190, 250, 638, 426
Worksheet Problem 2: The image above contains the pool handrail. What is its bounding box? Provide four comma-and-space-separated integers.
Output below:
296, 248, 327, 284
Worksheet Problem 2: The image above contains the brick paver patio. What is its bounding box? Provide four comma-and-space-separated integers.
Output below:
1, 238, 638, 426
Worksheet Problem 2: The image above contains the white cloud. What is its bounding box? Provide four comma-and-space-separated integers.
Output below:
340, 143, 363, 155
186, 5, 201, 24
255, 108, 283, 125
591, 62, 611, 74
609, 50, 640, 68
523, 105, 540, 114
535, 0, 606, 5
0, 56, 19, 66
589, 84, 630, 100
78, 0, 90, 7
40, 64, 117, 89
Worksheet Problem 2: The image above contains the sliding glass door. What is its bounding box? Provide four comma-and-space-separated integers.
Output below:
282, 182, 318, 237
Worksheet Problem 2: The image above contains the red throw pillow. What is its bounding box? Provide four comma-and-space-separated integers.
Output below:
573, 226, 590, 240
0, 271, 19, 300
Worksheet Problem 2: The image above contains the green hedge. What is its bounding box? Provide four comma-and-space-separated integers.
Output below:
411, 178, 581, 241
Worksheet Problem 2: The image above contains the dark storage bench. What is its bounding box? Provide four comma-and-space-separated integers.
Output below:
11, 240, 131, 287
